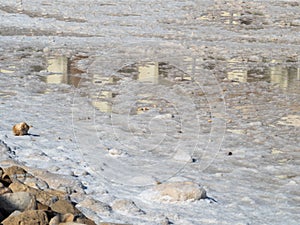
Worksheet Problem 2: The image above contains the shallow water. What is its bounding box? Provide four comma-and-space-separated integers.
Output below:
1, 0, 300, 224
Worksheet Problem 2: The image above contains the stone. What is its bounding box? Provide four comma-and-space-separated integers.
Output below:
75, 217, 97, 225
12, 122, 31, 136
0, 211, 5, 222
51, 199, 79, 215
1, 210, 48, 225
248, 55, 260, 62
61, 213, 75, 222
100, 223, 132, 225
111, 199, 145, 215
9, 181, 60, 206
0, 192, 36, 214
77, 197, 112, 216
0, 184, 12, 194
59, 222, 86, 225
144, 181, 207, 202
291, 19, 300, 26
49, 215, 60, 225
2, 166, 27, 178
173, 150, 192, 162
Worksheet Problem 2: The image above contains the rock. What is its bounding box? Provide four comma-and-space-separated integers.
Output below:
75, 217, 97, 225
0, 192, 36, 214
61, 213, 75, 222
0, 166, 98, 225
291, 19, 300, 26
49, 215, 60, 225
100, 223, 132, 225
108, 148, 123, 156
59, 222, 86, 225
2, 166, 27, 178
0, 211, 5, 222
51, 199, 79, 215
9, 181, 62, 206
0, 183, 12, 194
1, 210, 48, 225
3, 167, 49, 190
12, 122, 32, 136
248, 55, 261, 62
112, 199, 145, 215
173, 150, 192, 162
143, 181, 207, 202
77, 197, 112, 216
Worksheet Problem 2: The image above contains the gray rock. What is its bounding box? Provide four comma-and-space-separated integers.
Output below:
112, 199, 145, 215
77, 197, 112, 216
0, 192, 36, 214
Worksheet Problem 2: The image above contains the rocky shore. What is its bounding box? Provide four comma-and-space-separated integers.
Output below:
0, 164, 115, 225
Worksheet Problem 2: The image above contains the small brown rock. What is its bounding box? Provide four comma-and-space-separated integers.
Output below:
2, 166, 27, 178
75, 217, 97, 225
1, 210, 48, 225
12, 122, 32, 136
49, 215, 60, 225
51, 199, 79, 215
61, 213, 75, 222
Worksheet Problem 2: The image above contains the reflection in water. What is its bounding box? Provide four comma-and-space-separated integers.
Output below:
91, 91, 118, 113
267, 66, 300, 89
46, 56, 69, 84
227, 58, 248, 82
0, 65, 15, 74
220, 11, 240, 25
227, 59, 300, 92
119, 61, 191, 84
43, 56, 82, 87
138, 62, 159, 83
92, 75, 119, 85
92, 98, 112, 113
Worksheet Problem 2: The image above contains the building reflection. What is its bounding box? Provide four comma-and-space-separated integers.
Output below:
227, 58, 300, 91
45, 56, 82, 87
267, 66, 300, 90
138, 62, 159, 83
220, 11, 240, 25
91, 96, 112, 113
227, 57, 248, 82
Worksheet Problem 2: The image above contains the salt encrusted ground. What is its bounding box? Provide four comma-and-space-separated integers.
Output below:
0, 0, 300, 224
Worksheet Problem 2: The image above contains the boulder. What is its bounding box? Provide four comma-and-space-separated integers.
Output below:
142, 181, 207, 202
0, 192, 36, 214
51, 199, 79, 215
77, 197, 112, 216
1, 210, 48, 225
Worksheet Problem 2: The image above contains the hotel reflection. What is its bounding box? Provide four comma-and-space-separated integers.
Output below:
227, 58, 300, 91
45, 56, 81, 87
138, 62, 159, 83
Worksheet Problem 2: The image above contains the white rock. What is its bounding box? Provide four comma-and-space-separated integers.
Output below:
173, 150, 193, 162
108, 148, 123, 156
142, 181, 207, 202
